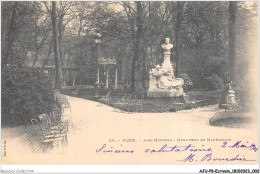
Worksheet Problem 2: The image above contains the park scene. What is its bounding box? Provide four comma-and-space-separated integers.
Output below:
1, 1, 258, 164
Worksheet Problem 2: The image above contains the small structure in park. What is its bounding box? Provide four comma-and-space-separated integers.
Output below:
147, 38, 184, 97
97, 57, 118, 89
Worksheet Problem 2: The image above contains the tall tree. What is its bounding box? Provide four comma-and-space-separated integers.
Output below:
131, 1, 143, 92
173, 1, 185, 77
51, 1, 63, 90
228, 1, 237, 82
2, 2, 17, 67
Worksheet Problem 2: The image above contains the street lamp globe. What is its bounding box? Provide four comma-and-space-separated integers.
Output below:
94, 33, 102, 43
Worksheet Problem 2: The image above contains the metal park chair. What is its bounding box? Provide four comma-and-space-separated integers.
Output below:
49, 110, 62, 124
59, 104, 74, 132
189, 93, 201, 108
31, 119, 68, 149
123, 94, 135, 113
38, 113, 69, 134
198, 93, 209, 106
183, 94, 197, 109
114, 96, 128, 112
39, 113, 52, 129
99, 91, 111, 106
172, 97, 185, 111
56, 95, 73, 129
133, 95, 144, 112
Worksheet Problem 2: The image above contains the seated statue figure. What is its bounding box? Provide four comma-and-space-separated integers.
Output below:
151, 65, 183, 89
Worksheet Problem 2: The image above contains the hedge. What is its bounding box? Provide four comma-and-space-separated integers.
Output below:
2, 66, 55, 126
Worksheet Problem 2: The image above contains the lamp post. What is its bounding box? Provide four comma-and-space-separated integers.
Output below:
94, 32, 102, 98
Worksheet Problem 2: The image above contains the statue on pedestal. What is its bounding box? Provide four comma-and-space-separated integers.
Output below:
161, 38, 173, 53
147, 38, 184, 97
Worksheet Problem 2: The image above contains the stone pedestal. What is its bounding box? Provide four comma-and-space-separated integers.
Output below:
147, 87, 184, 97
161, 52, 172, 70
161, 52, 174, 79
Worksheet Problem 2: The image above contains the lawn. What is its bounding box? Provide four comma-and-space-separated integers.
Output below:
209, 107, 253, 128
61, 86, 222, 113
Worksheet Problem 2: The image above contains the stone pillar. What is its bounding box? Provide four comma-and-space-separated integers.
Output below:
94, 40, 100, 98
72, 71, 76, 86
114, 66, 118, 89
97, 66, 100, 85
105, 67, 109, 89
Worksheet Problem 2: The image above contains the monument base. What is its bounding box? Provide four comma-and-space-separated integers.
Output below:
147, 87, 184, 97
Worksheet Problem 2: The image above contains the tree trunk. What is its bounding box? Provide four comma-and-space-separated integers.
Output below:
142, 44, 147, 89
174, 1, 184, 77
41, 39, 53, 71
58, 14, 64, 67
131, 1, 143, 92
2, 2, 17, 68
228, 1, 237, 82
66, 48, 71, 67
51, 1, 63, 90
33, 32, 48, 67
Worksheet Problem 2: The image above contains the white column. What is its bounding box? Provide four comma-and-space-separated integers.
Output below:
72, 71, 76, 86
97, 66, 99, 84
105, 67, 109, 89
114, 66, 118, 89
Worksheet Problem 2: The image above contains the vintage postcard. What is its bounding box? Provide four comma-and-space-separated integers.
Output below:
1, 0, 259, 172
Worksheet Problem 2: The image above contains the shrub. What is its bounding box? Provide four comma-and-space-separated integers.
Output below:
206, 74, 224, 91
201, 60, 228, 84
2, 66, 55, 126
178, 73, 193, 91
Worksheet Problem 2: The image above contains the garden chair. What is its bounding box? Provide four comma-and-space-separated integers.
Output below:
71, 88, 80, 96
114, 96, 128, 112
159, 102, 166, 113
54, 90, 61, 102
99, 91, 111, 106
31, 119, 68, 148
200, 93, 210, 106
125, 94, 141, 113
189, 93, 201, 108
38, 114, 69, 133
124, 94, 135, 113
59, 103, 74, 132
39, 114, 52, 129
56, 95, 72, 120
60, 101, 72, 115
204, 92, 214, 105
183, 95, 196, 109
134, 95, 144, 112
49, 110, 62, 124
172, 97, 184, 111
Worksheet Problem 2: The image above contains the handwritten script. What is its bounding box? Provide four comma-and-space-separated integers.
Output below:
96, 141, 258, 162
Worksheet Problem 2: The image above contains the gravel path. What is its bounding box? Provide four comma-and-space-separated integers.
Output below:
1, 95, 258, 164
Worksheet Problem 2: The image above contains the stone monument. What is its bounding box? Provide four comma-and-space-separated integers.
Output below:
147, 38, 184, 97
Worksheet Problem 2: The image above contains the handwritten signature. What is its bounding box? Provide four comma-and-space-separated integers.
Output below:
178, 153, 256, 162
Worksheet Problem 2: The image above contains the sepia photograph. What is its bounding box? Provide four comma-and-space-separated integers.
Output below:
1, 0, 259, 172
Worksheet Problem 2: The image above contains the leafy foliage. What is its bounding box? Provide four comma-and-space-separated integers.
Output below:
1, 1, 257, 90
205, 74, 224, 91
178, 73, 193, 91
2, 66, 55, 126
